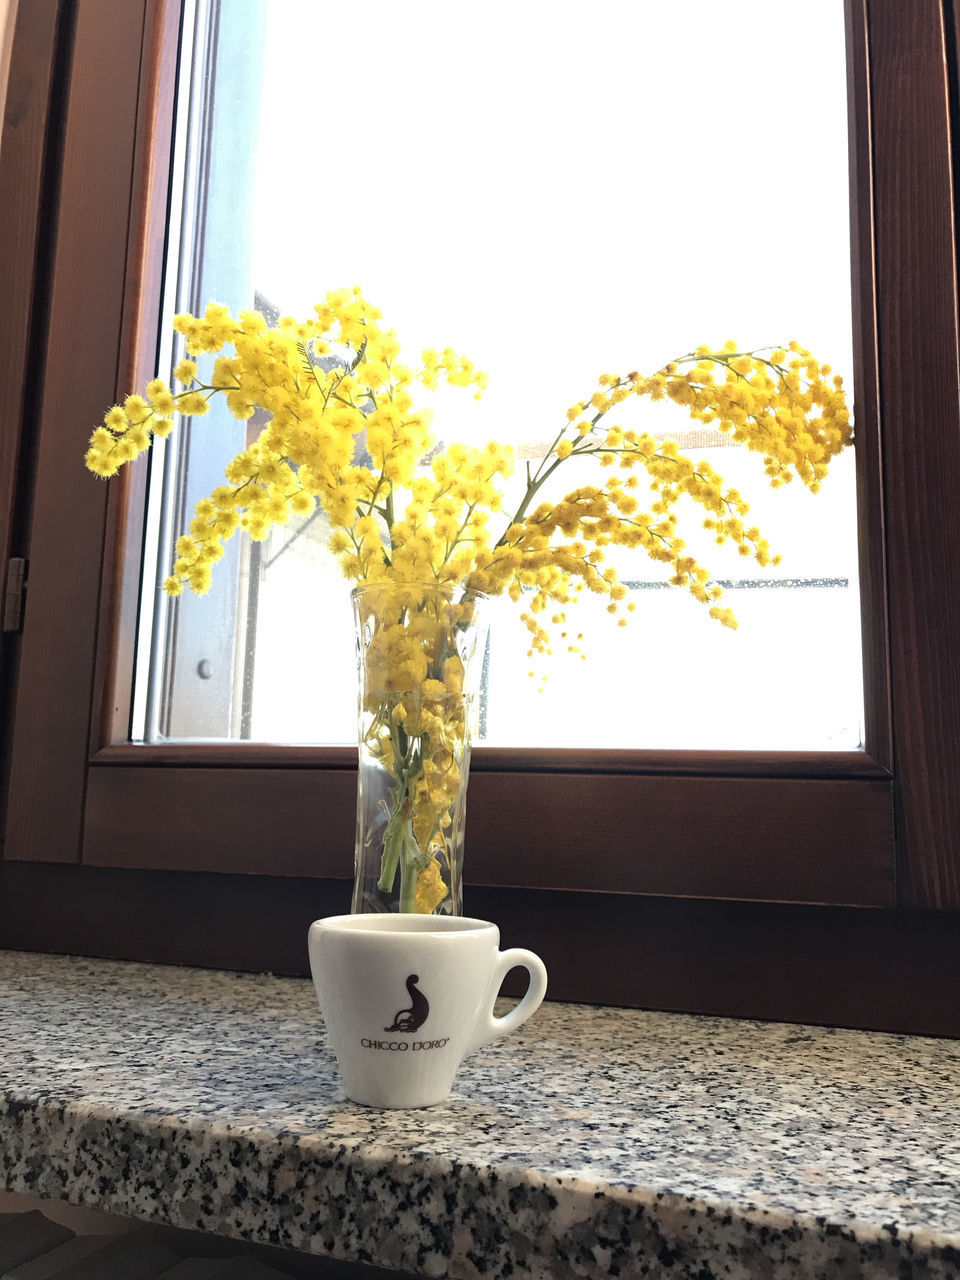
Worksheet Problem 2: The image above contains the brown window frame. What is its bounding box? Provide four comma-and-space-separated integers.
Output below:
2, 0, 959, 1033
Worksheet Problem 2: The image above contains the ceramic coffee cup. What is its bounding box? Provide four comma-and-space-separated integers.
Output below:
308, 914, 548, 1108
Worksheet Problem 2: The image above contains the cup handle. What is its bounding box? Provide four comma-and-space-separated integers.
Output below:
468, 948, 548, 1054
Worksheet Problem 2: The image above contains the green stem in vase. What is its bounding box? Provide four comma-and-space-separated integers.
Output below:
377, 797, 407, 894
377, 791, 425, 912
376, 719, 427, 908
398, 824, 421, 913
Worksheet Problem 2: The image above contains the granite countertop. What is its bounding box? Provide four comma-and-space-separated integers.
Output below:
0, 951, 958, 1280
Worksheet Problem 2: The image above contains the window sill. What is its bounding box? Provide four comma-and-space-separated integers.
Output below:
0, 950, 956, 1279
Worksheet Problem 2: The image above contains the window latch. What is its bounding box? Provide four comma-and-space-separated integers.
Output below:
2, 557, 27, 633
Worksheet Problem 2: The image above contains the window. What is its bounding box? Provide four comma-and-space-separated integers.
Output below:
139, 0, 862, 752
2, 0, 960, 1033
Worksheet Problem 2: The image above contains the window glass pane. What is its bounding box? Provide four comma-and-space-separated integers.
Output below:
134, 0, 861, 750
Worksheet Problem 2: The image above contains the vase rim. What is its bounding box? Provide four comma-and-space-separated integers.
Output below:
349, 580, 488, 601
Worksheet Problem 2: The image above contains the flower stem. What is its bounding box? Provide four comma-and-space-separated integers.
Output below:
398, 836, 419, 912
377, 802, 405, 894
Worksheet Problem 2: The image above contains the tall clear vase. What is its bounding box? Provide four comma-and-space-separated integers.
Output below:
351, 582, 488, 915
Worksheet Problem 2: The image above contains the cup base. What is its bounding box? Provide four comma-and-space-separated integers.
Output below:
345, 1087, 453, 1109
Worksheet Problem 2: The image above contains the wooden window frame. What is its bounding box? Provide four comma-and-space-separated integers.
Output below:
2, 0, 959, 1033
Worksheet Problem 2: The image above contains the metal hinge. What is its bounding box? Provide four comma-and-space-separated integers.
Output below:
2, 557, 27, 633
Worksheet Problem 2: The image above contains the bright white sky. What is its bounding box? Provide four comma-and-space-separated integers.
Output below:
238, 1, 862, 748
252, 0, 852, 450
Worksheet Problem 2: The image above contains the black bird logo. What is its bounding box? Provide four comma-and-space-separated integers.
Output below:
384, 973, 429, 1033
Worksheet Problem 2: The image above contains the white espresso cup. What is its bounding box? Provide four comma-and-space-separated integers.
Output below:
308, 914, 548, 1108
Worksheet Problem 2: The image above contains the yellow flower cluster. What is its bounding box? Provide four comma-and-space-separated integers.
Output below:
84, 288, 852, 647
86, 288, 853, 913
662, 340, 850, 493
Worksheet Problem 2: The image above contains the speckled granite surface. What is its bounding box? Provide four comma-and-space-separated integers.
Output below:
0, 950, 957, 1280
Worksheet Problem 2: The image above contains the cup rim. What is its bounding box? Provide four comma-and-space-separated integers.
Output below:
311, 913, 496, 937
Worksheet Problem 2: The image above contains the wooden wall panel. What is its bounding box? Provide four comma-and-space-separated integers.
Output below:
82, 763, 896, 907
0, 0, 61, 571
3, 0, 148, 862
0, 0, 64, 833
867, 1, 960, 907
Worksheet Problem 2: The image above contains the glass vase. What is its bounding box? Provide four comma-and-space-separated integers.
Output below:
351, 582, 488, 915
